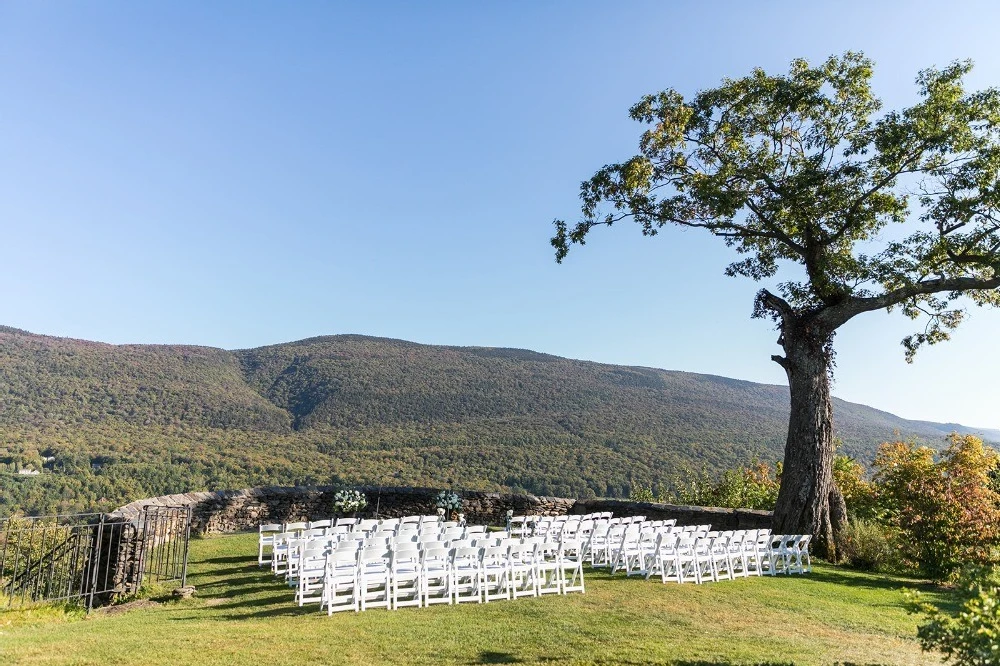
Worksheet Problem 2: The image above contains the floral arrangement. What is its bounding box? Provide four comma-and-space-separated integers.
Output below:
435, 490, 462, 512
333, 489, 368, 514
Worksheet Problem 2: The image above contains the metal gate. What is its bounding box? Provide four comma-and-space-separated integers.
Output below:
0, 505, 192, 610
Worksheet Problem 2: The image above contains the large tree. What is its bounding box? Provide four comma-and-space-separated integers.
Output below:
551, 53, 1000, 558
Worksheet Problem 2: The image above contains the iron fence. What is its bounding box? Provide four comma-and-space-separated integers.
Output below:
0, 505, 191, 610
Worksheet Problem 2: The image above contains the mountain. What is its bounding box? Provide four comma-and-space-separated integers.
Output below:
0, 327, 991, 515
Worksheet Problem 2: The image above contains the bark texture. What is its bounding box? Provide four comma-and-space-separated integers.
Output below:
771, 321, 845, 560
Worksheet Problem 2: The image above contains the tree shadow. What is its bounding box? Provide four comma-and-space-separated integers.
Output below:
470, 652, 523, 664
200, 555, 251, 565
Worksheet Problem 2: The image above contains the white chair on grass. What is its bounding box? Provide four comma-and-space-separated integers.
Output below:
390, 544, 423, 609
646, 533, 681, 584
452, 547, 483, 604
791, 534, 812, 573
358, 546, 392, 611
481, 545, 511, 602
258, 523, 282, 566
558, 538, 585, 595
421, 546, 453, 606
323, 548, 360, 614
296, 542, 330, 606
508, 543, 538, 599
709, 535, 732, 582
535, 541, 562, 596
766, 534, 788, 575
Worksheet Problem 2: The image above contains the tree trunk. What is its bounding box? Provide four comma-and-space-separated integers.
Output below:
771, 323, 845, 560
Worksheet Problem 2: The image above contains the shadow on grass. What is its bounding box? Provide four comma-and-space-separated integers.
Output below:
199, 556, 252, 565
470, 652, 522, 664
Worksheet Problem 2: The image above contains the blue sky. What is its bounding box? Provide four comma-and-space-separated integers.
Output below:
2, 1, 999, 429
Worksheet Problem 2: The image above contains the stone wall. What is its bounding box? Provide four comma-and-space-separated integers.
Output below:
110, 486, 771, 533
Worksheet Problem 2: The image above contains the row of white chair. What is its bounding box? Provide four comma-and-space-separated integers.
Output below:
259, 515, 470, 566
283, 536, 586, 613
507, 512, 637, 538
642, 532, 811, 583
272, 525, 496, 579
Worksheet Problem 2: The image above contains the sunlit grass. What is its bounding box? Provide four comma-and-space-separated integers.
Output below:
0, 532, 947, 665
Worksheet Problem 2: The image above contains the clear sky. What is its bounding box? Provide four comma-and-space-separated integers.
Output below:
1, 1, 999, 429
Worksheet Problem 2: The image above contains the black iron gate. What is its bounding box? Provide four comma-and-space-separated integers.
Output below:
0, 505, 192, 610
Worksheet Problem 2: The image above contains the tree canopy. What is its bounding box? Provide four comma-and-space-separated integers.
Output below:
552, 52, 1000, 359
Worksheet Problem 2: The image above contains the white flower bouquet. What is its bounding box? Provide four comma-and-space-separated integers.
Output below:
333, 489, 368, 514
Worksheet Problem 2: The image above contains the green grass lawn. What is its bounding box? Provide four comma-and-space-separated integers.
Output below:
0, 532, 947, 665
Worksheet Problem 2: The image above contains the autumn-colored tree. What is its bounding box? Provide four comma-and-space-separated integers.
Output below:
874, 435, 1000, 580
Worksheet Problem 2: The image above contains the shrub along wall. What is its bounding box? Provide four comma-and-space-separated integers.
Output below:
109, 486, 772, 533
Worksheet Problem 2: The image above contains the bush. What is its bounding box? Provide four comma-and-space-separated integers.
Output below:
906, 565, 1000, 666
874, 435, 1000, 582
833, 453, 878, 521
839, 519, 897, 572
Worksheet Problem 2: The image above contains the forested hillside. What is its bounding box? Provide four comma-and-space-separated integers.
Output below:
0, 327, 989, 515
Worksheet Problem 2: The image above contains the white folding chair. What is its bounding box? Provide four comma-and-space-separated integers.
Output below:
646, 533, 681, 584
296, 542, 330, 606
421, 546, 453, 606
558, 538, 585, 594
358, 546, 392, 611
710, 535, 732, 582
508, 543, 538, 599
322, 547, 359, 614
258, 523, 282, 567
536, 541, 562, 595
390, 543, 423, 609
791, 534, 812, 573
452, 547, 483, 604
509, 516, 529, 538
481, 545, 510, 602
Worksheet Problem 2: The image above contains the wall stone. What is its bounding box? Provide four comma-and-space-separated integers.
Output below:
109, 486, 772, 534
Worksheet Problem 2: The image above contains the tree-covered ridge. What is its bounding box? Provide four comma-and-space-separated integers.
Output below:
0, 327, 993, 516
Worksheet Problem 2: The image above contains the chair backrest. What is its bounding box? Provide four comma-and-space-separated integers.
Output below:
329, 548, 359, 568
260, 523, 282, 533
453, 546, 481, 565
481, 545, 509, 563
308, 519, 333, 530
508, 542, 535, 563
421, 546, 452, 568
796, 534, 812, 550
335, 517, 359, 528
675, 536, 696, 554
363, 536, 391, 549
464, 525, 487, 536
335, 540, 360, 553
400, 515, 421, 525
285, 521, 308, 532
357, 519, 379, 532
393, 533, 419, 546
361, 545, 391, 564
391, 544, 421, 569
